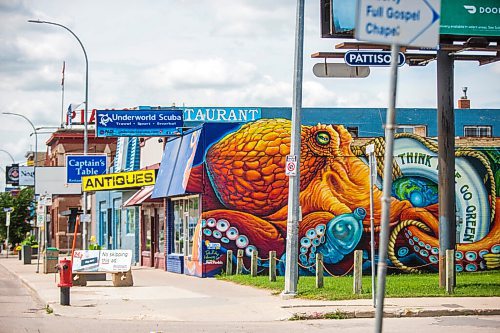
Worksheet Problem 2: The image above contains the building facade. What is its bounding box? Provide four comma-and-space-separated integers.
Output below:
148, 107, 499, 277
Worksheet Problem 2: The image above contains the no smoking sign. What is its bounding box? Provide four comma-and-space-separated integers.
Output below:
285, 155, 297, 176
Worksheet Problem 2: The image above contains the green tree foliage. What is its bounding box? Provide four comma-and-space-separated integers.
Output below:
0, 188, 35, 249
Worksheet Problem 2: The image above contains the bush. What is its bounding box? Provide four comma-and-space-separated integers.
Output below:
21, 234, 37, 247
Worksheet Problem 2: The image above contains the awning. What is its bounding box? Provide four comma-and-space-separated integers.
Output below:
123, 186, 159, 207
151, 128, 201, 199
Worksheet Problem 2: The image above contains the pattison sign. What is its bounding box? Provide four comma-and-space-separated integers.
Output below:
82, 169, 156, 192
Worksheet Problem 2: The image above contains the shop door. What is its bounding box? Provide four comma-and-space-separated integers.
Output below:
183, 211, 190, 256
173, 197, 198, 258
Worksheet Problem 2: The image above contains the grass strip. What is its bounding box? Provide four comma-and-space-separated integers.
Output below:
217, 270, 500, 300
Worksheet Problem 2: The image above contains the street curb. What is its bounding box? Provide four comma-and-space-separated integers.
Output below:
288, 308, 500, 320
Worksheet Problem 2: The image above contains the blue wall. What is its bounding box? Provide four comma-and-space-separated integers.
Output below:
260, 108, 499, 137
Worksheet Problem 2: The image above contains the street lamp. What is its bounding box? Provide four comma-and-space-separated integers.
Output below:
0, 149, 15, 164
2, 112, 41, 271
29, 19, 90, 249
2, 112, 37, 169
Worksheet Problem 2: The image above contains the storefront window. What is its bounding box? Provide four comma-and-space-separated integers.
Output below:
173, 200, 184, 254
126, 207, 136, 234
99, 201, 107, 248
172, 196, 199, 256
144, 208, 151, 251
113, 198, 122, 249
158, 208, 165, 253
187, 197, 199, 257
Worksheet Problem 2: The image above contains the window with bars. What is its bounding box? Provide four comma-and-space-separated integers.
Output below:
464, 126, 492, 137
346, 126, 359, 138
395, 125, 427, 136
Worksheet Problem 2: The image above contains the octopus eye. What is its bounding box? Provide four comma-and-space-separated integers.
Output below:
207, 218, 216, 228
226, 227, 239, 240
216, 219, 230, 232
315, 131, 330, 146
212, 230, 222, 239
245, 245, 257, 257
236, 235, 249, 248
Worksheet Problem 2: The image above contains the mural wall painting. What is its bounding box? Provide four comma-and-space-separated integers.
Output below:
185, 119, 499, 277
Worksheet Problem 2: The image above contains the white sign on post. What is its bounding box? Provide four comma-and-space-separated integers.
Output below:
355, 0, 441, 48
285, 155, 297, 177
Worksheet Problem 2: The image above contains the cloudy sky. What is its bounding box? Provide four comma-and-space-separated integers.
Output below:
1, 0, 499, 189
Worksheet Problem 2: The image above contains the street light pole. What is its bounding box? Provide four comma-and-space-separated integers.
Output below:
2, 112, 40, 271
0, 149, 16, 164
29, 19, 90, 249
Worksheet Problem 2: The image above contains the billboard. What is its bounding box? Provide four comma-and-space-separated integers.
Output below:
321, 0, 500, 40
440, 0, 500, 38
35, 167, 82, 195
95, 109, 183, 137
19, 166, 34, 186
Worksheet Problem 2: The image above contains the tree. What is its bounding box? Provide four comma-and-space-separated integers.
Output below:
0, 188, 35, 250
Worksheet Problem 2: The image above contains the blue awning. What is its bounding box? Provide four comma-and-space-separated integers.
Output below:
151, 128, 201, 198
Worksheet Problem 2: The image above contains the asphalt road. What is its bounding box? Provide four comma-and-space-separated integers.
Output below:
0, 264, 499, 333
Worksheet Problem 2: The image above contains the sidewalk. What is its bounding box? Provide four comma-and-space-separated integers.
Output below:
1, 256, 499, 322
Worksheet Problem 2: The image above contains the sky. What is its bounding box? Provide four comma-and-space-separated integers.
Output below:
0, 0, 499, 189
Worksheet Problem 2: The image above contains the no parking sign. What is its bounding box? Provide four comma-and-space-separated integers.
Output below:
285, 155, 297, 177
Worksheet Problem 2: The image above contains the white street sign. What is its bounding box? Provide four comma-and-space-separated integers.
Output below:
355, 0, 441, 48
285, 155, 297, 177
313, 63, 370, 78
5, 212, 10, 227
36, 214, 45, 227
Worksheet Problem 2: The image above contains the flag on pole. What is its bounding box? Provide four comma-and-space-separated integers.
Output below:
61, 61, 65, 86
67, 103, 82, 126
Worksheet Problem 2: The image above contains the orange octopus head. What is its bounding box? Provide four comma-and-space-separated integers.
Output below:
204, 119, 357, 217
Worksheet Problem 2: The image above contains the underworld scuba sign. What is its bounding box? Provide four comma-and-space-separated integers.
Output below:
82, 169, 156, 192
95, 109, 183, 137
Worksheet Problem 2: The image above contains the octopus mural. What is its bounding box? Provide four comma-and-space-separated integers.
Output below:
185, 118, 499, 277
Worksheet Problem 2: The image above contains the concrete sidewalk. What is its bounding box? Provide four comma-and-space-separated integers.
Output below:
1, 256, 499, 322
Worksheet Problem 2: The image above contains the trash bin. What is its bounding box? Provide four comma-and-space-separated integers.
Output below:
44, 247, 59, 274
22, 245, 32, 265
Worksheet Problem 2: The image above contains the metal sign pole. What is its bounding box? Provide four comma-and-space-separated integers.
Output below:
5, 210, 11, 258
374, 43, 400, 333
366, 144, 376, 308
282, 0, 304, 298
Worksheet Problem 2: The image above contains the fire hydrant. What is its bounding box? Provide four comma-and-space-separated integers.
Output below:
56, 259, 73, 306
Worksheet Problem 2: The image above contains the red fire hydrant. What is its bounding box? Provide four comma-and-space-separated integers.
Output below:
56, 259, 72, 306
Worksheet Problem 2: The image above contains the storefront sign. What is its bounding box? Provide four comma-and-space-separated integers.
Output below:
66, 155, 108, 184
95, 109, 183, 137
82, 169, 156, 192
183, 107, 261, 123
440, 0, 500, 37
